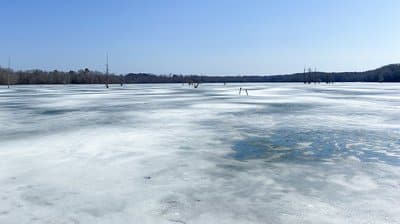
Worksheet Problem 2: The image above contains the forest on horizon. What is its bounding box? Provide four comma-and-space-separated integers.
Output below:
1, 64, 400, 85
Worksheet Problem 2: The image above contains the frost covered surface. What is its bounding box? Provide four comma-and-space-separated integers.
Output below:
0, 83, 400, 224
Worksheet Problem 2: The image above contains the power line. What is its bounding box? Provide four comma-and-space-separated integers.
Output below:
7, 57, 11, 88
105, 53, 109, 88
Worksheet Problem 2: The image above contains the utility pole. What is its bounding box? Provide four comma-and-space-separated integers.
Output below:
7, 57, 11, 88
105, 53, 109, 88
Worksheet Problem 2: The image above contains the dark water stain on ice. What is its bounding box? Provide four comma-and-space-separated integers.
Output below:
264, 102, 315, 114
169, 219, 186, 224
39, 109, 78, 115
231, 129, 400, 166
0, 210, 9, 216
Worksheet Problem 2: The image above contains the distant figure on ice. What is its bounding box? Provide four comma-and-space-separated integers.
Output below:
239, 88, 249, 96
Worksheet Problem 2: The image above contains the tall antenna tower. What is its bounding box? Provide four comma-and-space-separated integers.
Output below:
105, 53, 109, 88
7, 57, 11, 88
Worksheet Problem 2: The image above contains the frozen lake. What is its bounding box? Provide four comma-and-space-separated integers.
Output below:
1, 83, 400, 224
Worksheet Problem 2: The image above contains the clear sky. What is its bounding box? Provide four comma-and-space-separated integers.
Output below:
1, 0, 400, 75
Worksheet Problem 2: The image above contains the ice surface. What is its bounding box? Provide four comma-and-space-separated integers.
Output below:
0, 83, 400, 223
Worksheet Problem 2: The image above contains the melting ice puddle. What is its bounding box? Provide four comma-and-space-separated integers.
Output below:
232, 129, 400, 166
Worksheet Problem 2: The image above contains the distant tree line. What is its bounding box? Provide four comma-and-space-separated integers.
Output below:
1, 64, 400, 85
0, 68, 123, 85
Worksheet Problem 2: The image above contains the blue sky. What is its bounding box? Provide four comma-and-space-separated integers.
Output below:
1, 0, 400, 75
